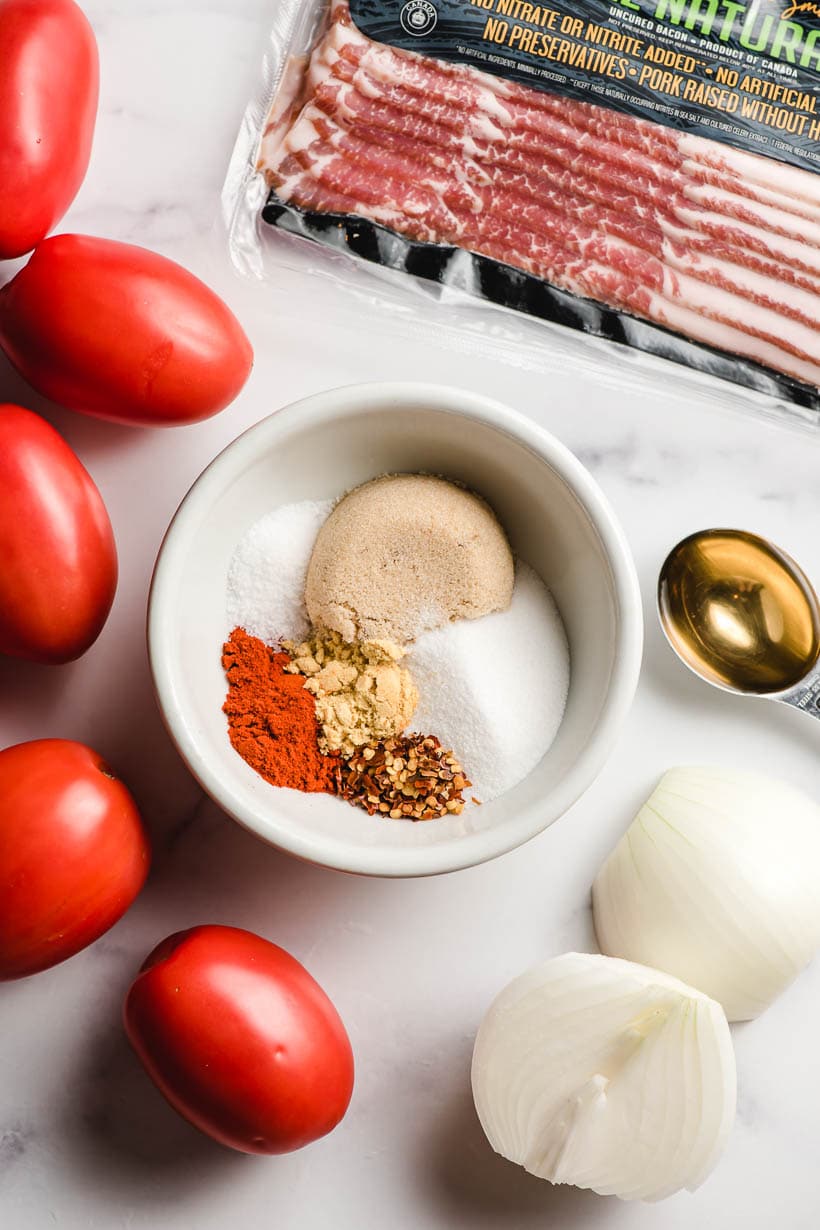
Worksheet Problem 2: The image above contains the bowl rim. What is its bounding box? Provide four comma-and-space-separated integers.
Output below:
148, 381, 643, 877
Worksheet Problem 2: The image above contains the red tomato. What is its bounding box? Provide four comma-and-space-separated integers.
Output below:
0, 739, 149, 980
0, 404, 117, 663
124, 926, 355, 1154
0, 0, 98, 259
0, 235, 254, 427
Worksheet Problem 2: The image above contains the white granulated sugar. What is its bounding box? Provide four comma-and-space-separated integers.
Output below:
408, 562, 569, 803
227, 499, 334, 644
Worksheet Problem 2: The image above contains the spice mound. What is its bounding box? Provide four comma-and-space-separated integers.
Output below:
339, 735, 471, 821
283, 629, 418, 757
305, 474, 515, 644
222, 628, 468, 820
222, 627, 339, 793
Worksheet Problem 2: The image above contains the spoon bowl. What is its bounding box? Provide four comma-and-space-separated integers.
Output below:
658, 529, 820, 699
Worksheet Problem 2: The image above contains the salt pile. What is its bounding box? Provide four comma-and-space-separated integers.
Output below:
226, 499, 333, 644
408, 563, 569, 803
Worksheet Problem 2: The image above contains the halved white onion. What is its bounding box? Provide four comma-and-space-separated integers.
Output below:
593, 766, 820, 1022
471, 952, 735, 1202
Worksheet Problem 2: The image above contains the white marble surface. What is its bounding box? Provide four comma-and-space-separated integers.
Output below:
2, 2, 820, 1226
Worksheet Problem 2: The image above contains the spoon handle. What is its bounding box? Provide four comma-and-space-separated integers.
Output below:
778, 666, 820, 720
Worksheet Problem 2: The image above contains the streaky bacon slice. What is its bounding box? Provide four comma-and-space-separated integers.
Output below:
274, 108, 820, 377
305, 69, 820, 301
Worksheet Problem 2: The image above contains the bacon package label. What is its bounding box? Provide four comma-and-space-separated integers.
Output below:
350, 0, 820, 172
245, 0, 820, 415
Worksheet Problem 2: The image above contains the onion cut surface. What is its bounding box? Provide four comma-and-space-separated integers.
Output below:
471, 952, 736, 1202
593, 766, 820, 1022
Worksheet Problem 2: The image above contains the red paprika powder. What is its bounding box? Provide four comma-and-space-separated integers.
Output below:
222, 627, 339, 793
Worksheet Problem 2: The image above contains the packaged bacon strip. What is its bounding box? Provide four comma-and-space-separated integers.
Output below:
225, 0, 820, 419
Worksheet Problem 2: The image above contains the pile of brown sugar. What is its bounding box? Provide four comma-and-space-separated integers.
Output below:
305, 474, 515, 644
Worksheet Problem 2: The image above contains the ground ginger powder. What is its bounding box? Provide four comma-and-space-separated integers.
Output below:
283, 630, 418, 756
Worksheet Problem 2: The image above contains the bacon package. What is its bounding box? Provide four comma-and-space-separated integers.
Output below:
226, 0, 820, 418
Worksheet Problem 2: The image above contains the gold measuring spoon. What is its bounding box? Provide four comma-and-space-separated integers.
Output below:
658, 529, 820, 717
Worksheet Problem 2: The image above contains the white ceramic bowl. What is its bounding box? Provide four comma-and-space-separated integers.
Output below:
148, 383, 642, 877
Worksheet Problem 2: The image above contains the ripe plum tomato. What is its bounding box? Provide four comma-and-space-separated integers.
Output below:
0, 404, 117, 664
0, 235, 254, 426
0, 0, 98, 258
124, 926, 355, 1154
0, 740, 150, 980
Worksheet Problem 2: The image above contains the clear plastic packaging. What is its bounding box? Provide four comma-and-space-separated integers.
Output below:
223, 0, 820, 427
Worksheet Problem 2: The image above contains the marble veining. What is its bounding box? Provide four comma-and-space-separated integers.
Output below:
1, 2, 820, 1227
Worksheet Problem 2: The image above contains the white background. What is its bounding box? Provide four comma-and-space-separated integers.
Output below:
1, 2, 820, 1226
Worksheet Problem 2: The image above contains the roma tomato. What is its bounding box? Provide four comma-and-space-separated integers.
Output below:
0, 0, 98, 259
0, 404, 117, 663
0, 235, 254, 427
124, 926, 355, 1154
0, 740, 149, 980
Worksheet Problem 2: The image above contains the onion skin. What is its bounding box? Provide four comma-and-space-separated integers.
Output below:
471, 952, 736, 1203
592, 766, 820, 1022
